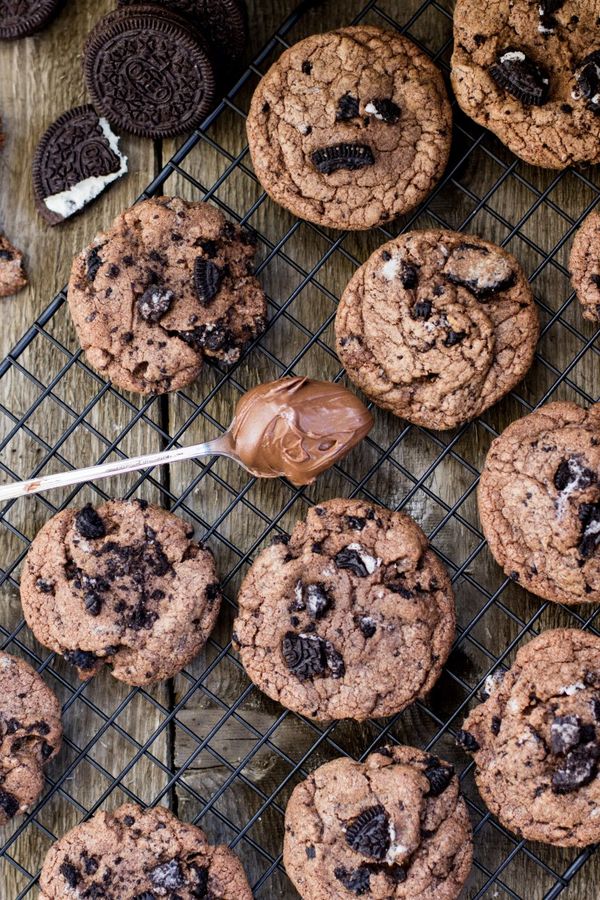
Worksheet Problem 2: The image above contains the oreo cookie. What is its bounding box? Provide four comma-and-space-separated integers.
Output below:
116, 0, 248, 64
83, 5, 217, 139
0, 0, 62, 40
33, 105, 128, 226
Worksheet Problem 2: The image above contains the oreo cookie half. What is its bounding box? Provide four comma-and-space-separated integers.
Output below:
116, 0, 248, 63
0, 0, 62, 40
33, 105, 128, 226
83, 6, 217, 139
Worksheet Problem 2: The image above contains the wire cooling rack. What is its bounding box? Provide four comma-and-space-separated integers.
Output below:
1, 0, 600, 897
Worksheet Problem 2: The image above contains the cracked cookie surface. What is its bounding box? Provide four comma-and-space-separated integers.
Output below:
246, 26, 452, 230
461, 629, 600, 846
569, 209, 600, 323
0, 232, 27, 297
451, 0, 600, 169
39, 803, 253, 899
21, 499, 221, 686
335, 230, 539, 430
478, 401, 600, 605
67, 196, 266, 394
233, 498, 455, 720
283, 745, 472, 899
0, 652, 62, 826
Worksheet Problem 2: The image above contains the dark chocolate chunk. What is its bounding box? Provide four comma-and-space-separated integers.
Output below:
59, 860, 80, 889
369, 97, 401, 124
489, 49, 549, 106
83, 8, 217, 139
443, 329, 467, 348
86, 247, 104, 282
424, 760, 454, 796
412, 300, 432, 320
137, 287, 174, 323
575, 51, 600, 113
194, 257, 223, 305
357, 616, 376, 638
0, 790, 19, 820
334, 865, 371, 895
75, 505, 106, 540
552, 742, 600, 793
456, 729, 480, 752
334, 547, 369, 577
311, 143, 375, 175
336, 93, 360, 121
301, 60, 312, 75
551, 715, 581, 755
345, 805, 390, 860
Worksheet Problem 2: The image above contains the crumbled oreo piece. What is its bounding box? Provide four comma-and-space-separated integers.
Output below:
551, 715, 582, 755
137, 287, 174, 323
334, 865, 371, 895
444, 329, 467, 348
412, 299, 432, 319
324, 641, 345, 679
424, 759, 454, 796
150, 859, 185, 890
574, 51, 600, 114
552, 741, 600, 794
366, 98, 401, 124
75, 505, 106, 540
62, 649, 99, 671
399, 262, 418, 289
489, 49, 549, 106
456, 729, 480, 752
303, 583, 332, 619
311, 143, 375, 174
357, 616, 376, 638
0, 790, 19, 821
194, 257, 223, 305
334, 547, 369, 577
336, 93, 359, 121
538, 0, 566, 33
345, 804, 390, 859
59, 860, 80, 889
444, 242, 516, 298
579, 503, 600, 558
86, 246, 104, 282
554, 457, 596, 492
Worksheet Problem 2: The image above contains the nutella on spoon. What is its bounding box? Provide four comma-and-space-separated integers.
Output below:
0, 377, 373, 501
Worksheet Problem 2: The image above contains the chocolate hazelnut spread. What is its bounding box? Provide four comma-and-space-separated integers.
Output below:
226, 377, 373, 484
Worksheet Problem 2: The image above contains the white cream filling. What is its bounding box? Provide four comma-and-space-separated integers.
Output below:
44, 118, 128, 220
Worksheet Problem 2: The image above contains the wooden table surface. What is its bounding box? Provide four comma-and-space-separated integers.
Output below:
0, 1, 598, 897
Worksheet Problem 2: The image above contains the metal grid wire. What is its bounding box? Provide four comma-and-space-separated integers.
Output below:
1, 0, 599, 896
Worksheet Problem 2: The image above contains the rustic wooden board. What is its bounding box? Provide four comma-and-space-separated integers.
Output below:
0, 0, 599, 897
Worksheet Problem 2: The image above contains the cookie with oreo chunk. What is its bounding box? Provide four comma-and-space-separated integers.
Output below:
233, 498, 455, 720
0, 652, 62, 826
451, 0, 600, 168
284, 745, 472, 899
336, 229, 539, 430
569, 209, 600, 323
39, 803, 252, 899
67, 196, 266, 394
460, 629, 600, 846
478, 401, 600, 605
20, 499, 222, 685
246, 25, 452, 230
0, 232, 27, 297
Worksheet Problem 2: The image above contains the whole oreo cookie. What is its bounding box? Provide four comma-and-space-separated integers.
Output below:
0, 0, 62, 40
83, 5, 217, 139
117, 0, 248, 64
33, 105, 128, 226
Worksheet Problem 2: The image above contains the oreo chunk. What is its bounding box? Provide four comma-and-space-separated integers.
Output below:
411, 300, 432, 320
86, 246, 104, 282
303, 583, 332, 619
334, 547, 369, 577
489, 50, 549, 106
334, 865, 371, 895
324, 641, 345, 679
336, 93, 359, 121
0, 790, 19, 821
150, 859, 185, 890
579, 503, 600, 558
345, 805, 390, 860
357, 616, 376, 638
551, 715, 581, 755
311, 143, 375, 175
62, 649, 99, 671
0, 0, 62, 40
137, 287, 174, 322
83, 7, 217, 139
538, 0, 565, 33
194, 257, 223, 305
366, 98, 401, 124
574, 51, 600, 114
424, 759, 454, 796
444, 243, 516, 298
443, 329, 467, 348
33, 105, 127, 226
399, 262, 418, 289
554, 457, 596, 492
58, 861, 80, 890
552, 741, 600, 794
282, 632, 326, 679
456, 729, 480, 752
75, 505, 106, 540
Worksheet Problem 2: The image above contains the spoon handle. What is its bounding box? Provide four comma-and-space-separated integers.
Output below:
0, 438, 231, 503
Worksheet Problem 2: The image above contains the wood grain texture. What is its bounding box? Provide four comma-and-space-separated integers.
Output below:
0, 0, 599, 897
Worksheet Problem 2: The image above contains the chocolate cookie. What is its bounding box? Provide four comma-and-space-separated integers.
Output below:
460, 628, 600, 846
39, 803, 253, 899
20, 499, 221, 686
451, 0, 600, 169
117, 0, 248, 65
67, 196, 266, 394
0, 652, 62, 826
569, 209, 600, 323
0, 0, 62, 40
0, 232, 27, 297
233, 498, 455, 720
83, 5, 216, 139
284, 745, 472, 899
246, 26, 452, 230
33, 105, 128, 226
478, 401, 600, 605
335, 230, 539, 430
